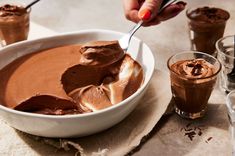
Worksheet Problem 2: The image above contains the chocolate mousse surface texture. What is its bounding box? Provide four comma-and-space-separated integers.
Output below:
0, 4, 27, 17
170, 59, 215, 79
80, 40, 125, 66
187, 7, 230, 23
187, 7, 230, 55
0, 41, 144, 115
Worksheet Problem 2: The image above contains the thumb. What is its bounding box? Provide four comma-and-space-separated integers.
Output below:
138, 0, 163, 21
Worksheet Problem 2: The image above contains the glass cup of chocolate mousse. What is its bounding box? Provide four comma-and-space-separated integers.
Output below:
167, 51, 221, 119
0, 2, 30, 47
186, 6, 230, 56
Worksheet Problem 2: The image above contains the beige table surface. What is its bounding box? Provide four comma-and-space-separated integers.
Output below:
7, 0, 235, 155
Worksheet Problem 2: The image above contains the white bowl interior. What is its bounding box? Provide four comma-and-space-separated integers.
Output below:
0, 29, 155, 137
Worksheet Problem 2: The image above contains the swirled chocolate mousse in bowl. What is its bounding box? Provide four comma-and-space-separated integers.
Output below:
168, 52, 221, 119
0, 30, 154, 137
186, 7, 230, 55
0, 4, 30, 46
0, 40, 143, 115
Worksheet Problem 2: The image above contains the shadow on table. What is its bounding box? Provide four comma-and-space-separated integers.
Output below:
131, 101, 230, 156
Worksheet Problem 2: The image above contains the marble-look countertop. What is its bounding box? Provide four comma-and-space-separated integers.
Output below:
11, 0, 235, 155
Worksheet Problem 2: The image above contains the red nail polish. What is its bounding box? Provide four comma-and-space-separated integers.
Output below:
139, 9, 151, 20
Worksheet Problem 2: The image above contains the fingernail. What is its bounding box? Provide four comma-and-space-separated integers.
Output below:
139, 9, 151, 21
176, 1, 187, 9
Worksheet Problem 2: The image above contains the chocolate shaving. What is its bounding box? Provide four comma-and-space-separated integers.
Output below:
186, 60, 204, 76
191, 63, 203, 76
205, 137, 213, 143
184, 128, 193, 131
181, 123, 206, 141
198, 131, 202, 136
186, 63, 194, 67
186, 123, 191, 128
184, 131, 196, 141
208, 137, 212, 141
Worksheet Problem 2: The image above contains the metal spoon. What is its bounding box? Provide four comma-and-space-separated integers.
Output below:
119, 0, 177, 51
25, 0, 41, 10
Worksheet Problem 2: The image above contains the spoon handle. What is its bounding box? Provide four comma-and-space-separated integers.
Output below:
25, 0, 40, 10
160, 0, 177, 13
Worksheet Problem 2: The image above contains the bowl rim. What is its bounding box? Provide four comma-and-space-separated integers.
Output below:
0, 29, 155, 119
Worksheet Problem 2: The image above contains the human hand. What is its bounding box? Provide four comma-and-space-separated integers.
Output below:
123, 0, 186, 26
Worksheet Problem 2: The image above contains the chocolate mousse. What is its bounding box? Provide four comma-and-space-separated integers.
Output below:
187, 7, 230, 55
65, 54, 143, 111
80, 40, 125, 66
0, 4, 30, 46
0, 41, 144, 115
170, 58, 217, 114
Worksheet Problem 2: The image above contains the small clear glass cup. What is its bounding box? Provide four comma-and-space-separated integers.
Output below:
186, 7, 230, 56
167, 51, 221, 119
216, 35, 235, 93
226, 90, 235, 154
0, 1, 30, 47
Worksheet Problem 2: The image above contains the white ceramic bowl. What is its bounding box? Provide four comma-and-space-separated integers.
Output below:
0, 29, 155, 138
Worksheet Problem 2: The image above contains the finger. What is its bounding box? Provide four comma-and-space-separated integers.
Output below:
122, 0, 140, 11
127, 10, 140, 23
142, 1, 186, 26
123, 0, 141, 23
158, 1, 186, 21
138, 0, 164, 21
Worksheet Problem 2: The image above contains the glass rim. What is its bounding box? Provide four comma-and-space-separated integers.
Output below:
186, 6, 230, 24
216, 35, 235, 59
167, 51, 222, 80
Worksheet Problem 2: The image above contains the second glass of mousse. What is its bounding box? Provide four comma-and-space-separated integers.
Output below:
167, 51, 221, 119
186, 7, 230, 56
0, 3, 30, 46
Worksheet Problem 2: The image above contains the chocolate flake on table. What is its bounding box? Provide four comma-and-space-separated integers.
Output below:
181, 123, 204, 141
186, 123, 192, 127
184, 131, 196, 141
198, 130, 202, 136
181, 123, 214, 143
205, 137, 213, 143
